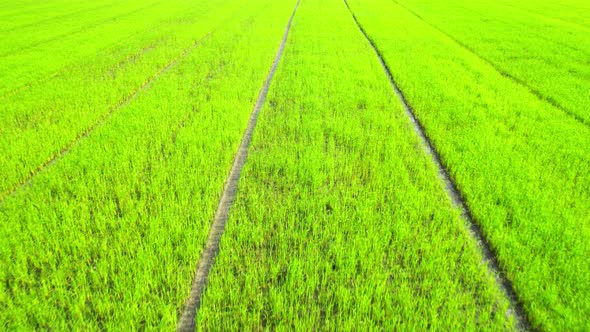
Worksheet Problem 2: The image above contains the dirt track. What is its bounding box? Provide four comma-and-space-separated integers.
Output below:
175, 1, 301, 330
343, 0, 531, 329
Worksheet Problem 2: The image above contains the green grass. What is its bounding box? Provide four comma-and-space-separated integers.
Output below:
1, 0, 588, 329
1, 0, 167, 91
347, 0, 590, 329
0, 0, 247, 196
196, 0, 514, 329
492, 0, 590, 28
391, 0, 590, 125
0, 0, 294, 328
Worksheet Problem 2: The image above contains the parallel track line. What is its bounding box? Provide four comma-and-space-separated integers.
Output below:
343, 0, 531, 329
0, 32, 213, 204
392, 0, 589, 128
176, 0, 300, 330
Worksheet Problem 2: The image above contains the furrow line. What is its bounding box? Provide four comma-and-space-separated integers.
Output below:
0, 16, 176, 101
496, 1, 590, 31
176, 0, 300, 330
0, 32, 213, 204
343, 0, 531, 330
0, 1, 120, 33
422, 2, 590, 60
392, 0, 589, 128
0, 0, 164, 58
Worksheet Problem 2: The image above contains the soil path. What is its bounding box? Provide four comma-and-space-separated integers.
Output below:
175, 1, 300, 330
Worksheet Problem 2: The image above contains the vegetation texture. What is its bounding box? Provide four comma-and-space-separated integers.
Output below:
347, 0, 590, 329
0, 0, 588, 330
0, 0, 295, 328
197, 0, 514, 329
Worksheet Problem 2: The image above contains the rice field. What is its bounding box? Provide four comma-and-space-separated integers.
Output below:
1, 0, 588, 330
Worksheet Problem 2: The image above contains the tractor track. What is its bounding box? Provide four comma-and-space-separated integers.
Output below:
0, 20, 172, 101
0, 31, 213, 204
343, 0, 531, 330
176, 0, 300, 330
391, 0, 590, 128
0, 0, 121, 34
0, 0, 164, 58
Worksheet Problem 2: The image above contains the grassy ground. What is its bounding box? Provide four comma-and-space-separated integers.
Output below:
196, 0, 514, 329
492, 0, 590, 27
0, 0, 245, 197
1, 0, 588, 329
0, 0, 295, 328
347, 0, 590, 329
392, 0, 590, 125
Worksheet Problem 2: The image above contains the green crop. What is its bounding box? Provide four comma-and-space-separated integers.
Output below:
0, 0, 248, 197
196, 0, 515, 329
390, 0, 590, 125
1, 0, 588, 329
0, 0, 295, 328
347, 0, 590, 329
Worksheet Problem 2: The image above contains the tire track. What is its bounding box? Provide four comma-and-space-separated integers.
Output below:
107, 39, 164, 78
0, 36, 161, 102
169, 7, 271, 145
343, 0, 531, 330
391, 0, 590, 128
0, 31, 213, 204
0, 2, 199, 100
0, 1, 121, 33
176, 0, 300, 330
0, 0, 164, 58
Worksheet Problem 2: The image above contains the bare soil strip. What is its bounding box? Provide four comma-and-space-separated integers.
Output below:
0, 32, 213, 203
343, 0, 531, 330
176, 1, 300, 330
392, 0, 589, 128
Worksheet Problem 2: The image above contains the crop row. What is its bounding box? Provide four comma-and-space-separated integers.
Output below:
392, 0, 590, 124
1, 0, 588, 329
0, 0, 247, 197
0, 0, 295, 328
197, 0, 515, 329
347, 0, 590, 329
492, 0, 590, 28
0, 0, 245, 95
